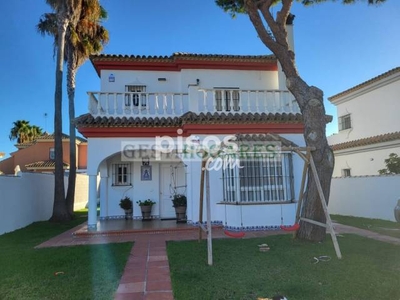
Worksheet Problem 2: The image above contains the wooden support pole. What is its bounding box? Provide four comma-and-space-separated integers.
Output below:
198, 159, 206, 242
205, 168, 213, 266
300, 217, 328, 228
293, 151, 310, 237
309, 155, 342, 259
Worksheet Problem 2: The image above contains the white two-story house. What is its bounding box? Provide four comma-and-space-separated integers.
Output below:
328, 67, 400, 177
76, 47, 311, 230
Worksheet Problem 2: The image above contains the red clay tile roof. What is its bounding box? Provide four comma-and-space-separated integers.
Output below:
75, 114, 182, 128
329, 67, 400, 101
91, 53, 276, 63
25, 160, 70, 170
75, 112, 310, 128
15, 133, 87, 148
234, 133, 299, 147
181, 112, 305, 124
331, 131, 400, 151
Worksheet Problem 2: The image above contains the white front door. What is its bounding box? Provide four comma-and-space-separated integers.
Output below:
160, 165, 177, 219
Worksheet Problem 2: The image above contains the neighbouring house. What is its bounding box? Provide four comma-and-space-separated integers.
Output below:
75, 24, 321, 230
327, 67, 400, 177
0, 133, 87, 174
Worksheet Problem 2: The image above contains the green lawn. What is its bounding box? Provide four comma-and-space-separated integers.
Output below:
167, 234, 400, 300
332, 214, 400, 239
0, 212, 132, 300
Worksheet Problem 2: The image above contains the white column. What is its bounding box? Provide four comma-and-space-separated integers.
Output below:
188, 85, 199, 112
99, 176, 108, 218
88, 174, 98, 230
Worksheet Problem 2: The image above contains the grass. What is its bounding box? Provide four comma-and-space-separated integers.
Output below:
167, 234, 400, 300
0, 211, 132, 300
332, 214, 400, 239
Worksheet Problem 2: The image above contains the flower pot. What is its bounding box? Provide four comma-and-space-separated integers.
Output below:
124, 209, 133, 220
395, 199, 400, 223
140, 205, 153, 221
175, 206, 187, 222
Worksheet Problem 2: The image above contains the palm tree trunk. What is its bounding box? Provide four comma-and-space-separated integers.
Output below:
66, 53, 77, 217
50, 9, 71, 222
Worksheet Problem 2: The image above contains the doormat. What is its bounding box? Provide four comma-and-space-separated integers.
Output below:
160, 218, 177, 221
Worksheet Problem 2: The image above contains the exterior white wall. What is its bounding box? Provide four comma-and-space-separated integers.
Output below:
103, 157, 161, 219
90, 133, 305, 228
332, 142, 400, 177
0, 173, 89, 235
100, 69, 279, 93
329, 175, 400, 221
328, 75, 400, 144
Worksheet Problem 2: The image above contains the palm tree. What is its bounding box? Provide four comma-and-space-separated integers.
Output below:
38, 0, 109, 216
38, 0, 75, 222
28, 125, 43, 142
9, 120, 32, 144
9, 120, 43, 144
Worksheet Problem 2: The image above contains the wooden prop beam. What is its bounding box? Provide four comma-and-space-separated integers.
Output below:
293, 150, 310, 237
309, 155, 342, 259
198, 159, 206, 242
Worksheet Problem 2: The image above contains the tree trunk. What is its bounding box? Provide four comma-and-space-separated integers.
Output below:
50, 11, 71, 222
286, 77, 335, 242
65, 53, 77, 217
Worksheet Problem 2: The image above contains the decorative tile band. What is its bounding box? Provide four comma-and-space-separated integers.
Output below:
186, 220, 280, 231
100, 215, 161, 221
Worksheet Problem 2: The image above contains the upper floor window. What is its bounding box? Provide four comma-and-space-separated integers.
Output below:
215, 88, 240, 112
341, 168, 351, 177
339, 114, 351, 131
125, 85, 146, 107
112, 163, 132, 186
49, 148, 55, 160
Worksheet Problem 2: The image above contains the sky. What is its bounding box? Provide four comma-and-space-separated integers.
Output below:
0, 0, 399, 158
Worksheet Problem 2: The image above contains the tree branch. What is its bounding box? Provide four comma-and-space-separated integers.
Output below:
244, 0, 279, 53
276, 0, 292, 26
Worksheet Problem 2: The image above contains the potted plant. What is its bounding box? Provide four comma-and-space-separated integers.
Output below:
137, 199, 156, 221
172, 194, 187, 223
119, 196, 133, 220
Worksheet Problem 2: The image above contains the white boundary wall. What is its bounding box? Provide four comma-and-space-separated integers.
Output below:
328, 175, 400, 221
0, 173, 89, 235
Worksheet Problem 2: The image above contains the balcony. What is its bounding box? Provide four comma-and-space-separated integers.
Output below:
88, 89, 300, 117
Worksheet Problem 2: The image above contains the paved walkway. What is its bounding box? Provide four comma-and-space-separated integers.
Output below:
36, 222, 400, 300
333, 223, 400, 246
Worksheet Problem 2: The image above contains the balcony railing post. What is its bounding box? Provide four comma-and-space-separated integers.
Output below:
87, 89, 297, 117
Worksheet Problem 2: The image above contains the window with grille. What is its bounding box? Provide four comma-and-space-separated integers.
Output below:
112, 163, 132, 186
215, 89, 240, 112
339, 114, 351, 131
222, 153, 294, 203
125, 85, 147, 107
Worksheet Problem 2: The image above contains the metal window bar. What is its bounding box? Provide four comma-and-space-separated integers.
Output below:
223, 153, 293, 203
113, 163, 131, 186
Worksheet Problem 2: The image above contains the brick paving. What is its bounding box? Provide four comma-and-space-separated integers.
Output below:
35, 221, 400, 300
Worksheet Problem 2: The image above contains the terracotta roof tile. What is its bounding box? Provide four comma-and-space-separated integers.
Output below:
25, 160, 70, 169
329, 67, 400, 101
331, 131, 400, 151
91, 53, 276, 63
181, 112, 304, 124
75, 112, 306, 128
234, 133, 299, 148
75, 113, 182, 127
16, 133, 87, 148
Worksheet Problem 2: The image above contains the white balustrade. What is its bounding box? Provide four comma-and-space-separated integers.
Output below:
88, 89, 300, 117
198, 89, 300, 114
